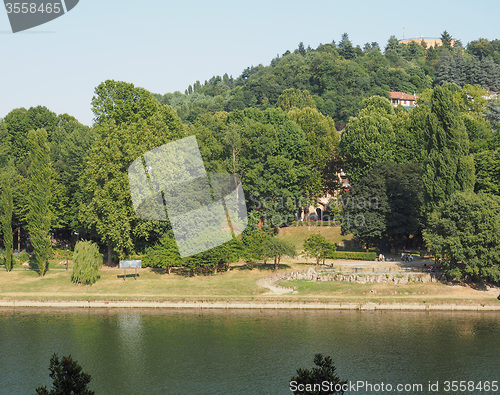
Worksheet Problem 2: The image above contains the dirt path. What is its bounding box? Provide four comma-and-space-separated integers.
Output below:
256, 274, 295, 295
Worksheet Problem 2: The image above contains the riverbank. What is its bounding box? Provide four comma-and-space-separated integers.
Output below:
1, 299, 499, 311
1, 259, 499, 310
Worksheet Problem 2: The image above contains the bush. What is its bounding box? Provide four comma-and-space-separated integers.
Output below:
52, 248, 74, 259
71, 241, 102, 285
290, 354, 347, 395
327, 251, 377, 261
19, 252, 30, 264
36, 354, 94, 395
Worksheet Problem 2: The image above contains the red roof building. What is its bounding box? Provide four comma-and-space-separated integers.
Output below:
389, 92, 418, 108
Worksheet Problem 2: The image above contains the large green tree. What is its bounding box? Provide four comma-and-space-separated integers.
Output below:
342, 162, 423, 249
424, 192, 500, 284
193, 108, 310, 228
303, 233, 336, 265
339, 96, 396, 182
91, 80, 162, 125
80, 81, 186, 263
262, 236, 296, 271
421, 86, 475, 214
26, 129, 54, 276
288, 106, 340, 194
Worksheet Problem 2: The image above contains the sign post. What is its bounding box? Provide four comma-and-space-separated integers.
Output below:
119, 260, 142, 281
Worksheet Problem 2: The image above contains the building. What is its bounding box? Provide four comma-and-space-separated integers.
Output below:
389, 92, 418, 108
398, 38, 456, 48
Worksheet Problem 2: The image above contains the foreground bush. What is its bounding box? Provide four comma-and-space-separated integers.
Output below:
290, 354, 347, 394
71, 241, 102, 285
36, 354, 94, 395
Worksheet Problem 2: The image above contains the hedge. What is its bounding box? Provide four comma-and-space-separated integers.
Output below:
328, 251, 377, 261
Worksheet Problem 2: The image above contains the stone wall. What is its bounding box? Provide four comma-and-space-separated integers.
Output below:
285, 268, 443, 284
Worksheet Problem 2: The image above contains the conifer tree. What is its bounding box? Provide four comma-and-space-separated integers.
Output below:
422, 86, 475, 215
0, 163, 14, 271
26, 129, 53, 276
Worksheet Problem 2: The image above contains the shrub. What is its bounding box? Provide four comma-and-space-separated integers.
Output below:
328, 251, 377, 261
52, 248, 74, 259
19, 252, 30, 264
71, 241, 102, 285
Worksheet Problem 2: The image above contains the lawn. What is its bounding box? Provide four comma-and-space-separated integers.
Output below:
277, 225, 352, 251
0, 259, 498, 306
0, 264, 275, 301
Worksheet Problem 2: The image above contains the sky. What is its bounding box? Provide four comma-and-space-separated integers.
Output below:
1, 0, 499, 126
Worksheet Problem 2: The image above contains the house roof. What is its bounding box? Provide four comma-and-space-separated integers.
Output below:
389, 92, 418, 101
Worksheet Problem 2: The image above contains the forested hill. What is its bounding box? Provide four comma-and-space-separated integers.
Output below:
154, 32, 500, 123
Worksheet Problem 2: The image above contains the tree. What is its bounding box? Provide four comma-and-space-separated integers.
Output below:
0, 163, 14, 271
80, 82, 186, 263
26, 129, 53, 276
441, 30, 453, 50
421, 86, 475, 215
288, 106, 340, 194
50, 115, 95, 231
36, 354, 94, 395
474, 149, 500, 195
424, 192, 500, 284
342, 163, 423, 249
1, 106, 58, 168
71, 241, 103, 285
262, 237, 296, 271
194, 108, 310, 228
241, 226, 272, 268
341, 165, 389, 248
277, 89, 317, 111
303, 234, 336, 265
143, 233, 183, 274
338, 33, 356, 60
339, 97, 396, 182
91, 80, 162, 125
290, 354, 347, 395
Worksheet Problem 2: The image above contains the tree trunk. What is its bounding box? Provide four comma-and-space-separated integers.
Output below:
274, 256, 278, 271
107, 244, 113, 266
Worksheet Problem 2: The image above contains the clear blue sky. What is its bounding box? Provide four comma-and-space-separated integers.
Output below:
1, 0, 499, 125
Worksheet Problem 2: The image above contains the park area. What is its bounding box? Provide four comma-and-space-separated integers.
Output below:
0, 226, 499, 308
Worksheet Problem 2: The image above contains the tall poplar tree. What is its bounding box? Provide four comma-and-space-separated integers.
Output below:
0, 164, 14, 271
422, 86, 475, 215
26, 129, 53, 276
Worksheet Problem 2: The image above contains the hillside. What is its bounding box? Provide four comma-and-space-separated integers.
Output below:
155, 33, 500, 123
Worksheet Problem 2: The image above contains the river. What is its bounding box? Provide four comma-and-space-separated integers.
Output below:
0, 309, 498, 394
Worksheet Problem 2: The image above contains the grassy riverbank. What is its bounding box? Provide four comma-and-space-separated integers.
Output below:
1, 259, 499, 307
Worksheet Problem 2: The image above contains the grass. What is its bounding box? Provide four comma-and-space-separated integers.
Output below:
277, 279, 499, 304
0, 259, 498, 305
0, 263, 275, 301
277, 226, 352, 251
